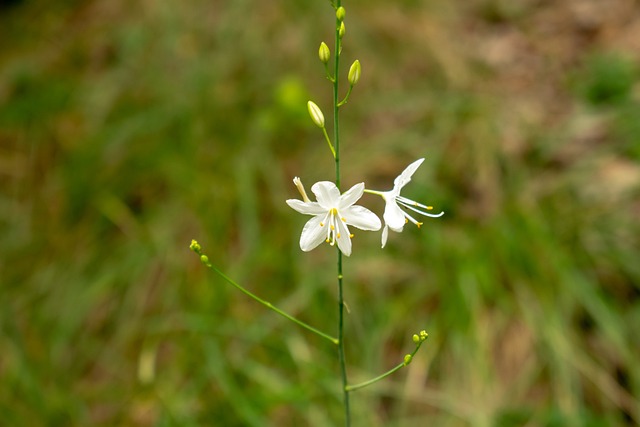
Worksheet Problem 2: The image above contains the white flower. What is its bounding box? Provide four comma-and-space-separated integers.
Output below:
286, 179, 381, 256
372, 158, 444, 248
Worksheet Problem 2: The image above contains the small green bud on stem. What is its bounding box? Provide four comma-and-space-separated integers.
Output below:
338, 21, 345, 39
348, 60, 361, 86
336, 6, 346, 21
190, 239, 201, 253
412, 334, 420, 344
403, 354, 413, 366
319, 42, 330, 64
307, 101, 325, 128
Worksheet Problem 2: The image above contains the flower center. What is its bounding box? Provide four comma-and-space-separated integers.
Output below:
319, 207, 343, 246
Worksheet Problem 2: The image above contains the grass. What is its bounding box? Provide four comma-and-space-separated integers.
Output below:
1, 0, 639, 425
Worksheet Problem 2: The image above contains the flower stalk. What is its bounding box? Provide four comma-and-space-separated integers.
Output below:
189, 240, 339, 345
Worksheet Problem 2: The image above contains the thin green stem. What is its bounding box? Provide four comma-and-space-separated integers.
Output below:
333, 2, 350, 425
337, 84, 353, 107
337, 251, 350, 426
346, 333, 428, 392
190, 242, 339, 345
322, 126, 336, 158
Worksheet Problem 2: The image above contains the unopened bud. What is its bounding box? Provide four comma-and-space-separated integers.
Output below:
336, 7, 346, 21
200, 254, 209, 264
412, 334, 420, 344
348, 60, 361, 85
307, 101, 325, 128
339, 21, 345, 38
319, 42, 330, 64
403, 354, 413, 366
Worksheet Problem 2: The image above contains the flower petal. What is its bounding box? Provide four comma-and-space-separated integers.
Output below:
311, 181, 341, 209
381, 224, 389, 248
338, 182, 365, 209
335, 218, 352, 256
342, 205, 381, 231
383, 200, 407, 230
286, 199, 325, 215
299, 215, 327, 252
393, 158, 424, 190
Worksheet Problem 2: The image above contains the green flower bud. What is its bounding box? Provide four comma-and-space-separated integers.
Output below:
319, 42, 330, 64
348, 60, 361, 86
190, 239, 201, 252
339, 21, 345, 39
412, 334, 420, 344
200, 254, 209, 264
403, 354, 413, 366
420, 330, 429, 341
307, 101, 325, 128
336, 6, 346, 21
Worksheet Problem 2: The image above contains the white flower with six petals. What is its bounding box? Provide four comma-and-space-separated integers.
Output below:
367, 158, 444, 248
286, 179, 381, 256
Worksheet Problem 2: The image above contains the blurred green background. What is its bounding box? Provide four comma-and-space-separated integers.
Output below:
1, 0, 639, 425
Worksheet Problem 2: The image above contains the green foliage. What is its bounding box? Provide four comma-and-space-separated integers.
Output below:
1, 0, 639, 426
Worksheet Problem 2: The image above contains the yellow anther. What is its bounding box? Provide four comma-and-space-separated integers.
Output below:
341, 217, 346, 222
427, 206, 433, 210
349, 234, 354, 238
416, 222, 423, 228
337, 233, 341, 238
320, 222, 324, 227
405, 218, 409, 224
330, 207, 338, 215
330, 225, 335, 230
326, 238, 330, 243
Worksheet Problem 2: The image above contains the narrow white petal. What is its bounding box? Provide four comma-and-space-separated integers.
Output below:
299, 215, 327, 252
338, 183, 365, 209
311, 181, 341, 209
342, 205, 381, 231
383, 200, 407, 230
381, 225, 389, 248
286, 199, 325, 215
335, 218, 352, 256
393, 158, 424, 190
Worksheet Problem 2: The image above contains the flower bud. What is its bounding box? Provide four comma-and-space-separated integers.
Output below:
348, 60, 361, 86
338, 21, 345, 39
336, 6, 346, 21
307, 101, 325, 128
189, 239, 201, 252
200, 254, 209, 264
412, 334, 420, 344
403, 354, 413, 366
420, 330, 428, 341
318, 42, 330, 64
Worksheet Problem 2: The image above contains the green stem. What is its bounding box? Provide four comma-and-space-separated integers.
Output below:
337, 251, 350, 425
190, 243, 339, 345
345, 335, 427, 392
333, 2, 350, 425
322, 126, 336, 158
337, 84, 353, 107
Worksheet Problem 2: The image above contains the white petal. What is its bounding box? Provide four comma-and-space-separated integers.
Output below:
342, 205, 381, 231
286, 199, 325, 215
381, 225, 389, 248
338, 183, 365, 209
299, 215, 327, 252
393, 158, 424, 190
383, 200, 407, 230
311, 181, 341, 209
335, 218, 352, 256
